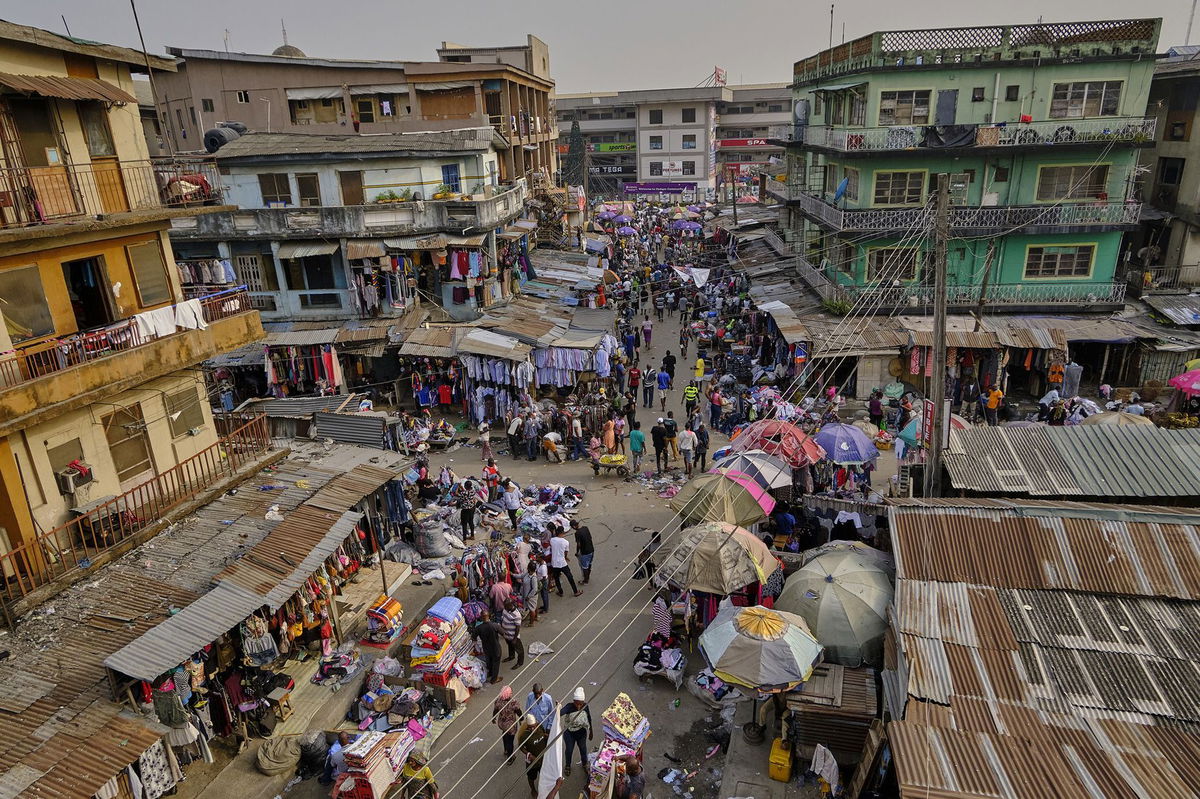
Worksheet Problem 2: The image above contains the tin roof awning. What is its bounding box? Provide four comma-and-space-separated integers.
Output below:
385, 234, 448, 250
345, 239, 387, 259
0, 71, 136, 103
444, 232, 488, 247
277, 240, 339, 259
814, 81, 867, 93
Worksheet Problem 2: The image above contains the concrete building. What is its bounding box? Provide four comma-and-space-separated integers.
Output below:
168, 128, 528, 323
1138, 47, 1200, 293
0, 21, 263, 605
770, 18, 1159, 313
556, 83, 790, 200
152, 36, 558, 184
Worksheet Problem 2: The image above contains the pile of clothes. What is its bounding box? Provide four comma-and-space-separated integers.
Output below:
311, 646, 363, 687
409, 598, 469, 687
336, 729, 416, 799
687, 668, 745, 708
511, 484, 584, 535
589, 693, 650, 796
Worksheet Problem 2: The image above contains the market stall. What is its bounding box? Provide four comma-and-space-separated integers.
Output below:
587, 693, 650, 799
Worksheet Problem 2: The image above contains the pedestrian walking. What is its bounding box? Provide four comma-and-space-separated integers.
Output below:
482, 459, 501, 503
868, 391, 884, 429
500, 600, 525, 668
478, 422, 494, 461
664, 411, 680, 462
525, 684, 555, 730
502, 479, 522, 528
520, 562, 539, 625
518, 715, 548, 798
642, 315, 653, 349
493, 686, 522, 765
678, 425, 698, 478
560, 688, 593, 777
571, 519, 594, 584
549, 526, 583, 597
657, 367, 671, 412
507, 414, 524, 460
536, 556, 551, 613
683, 380, 700, 417
651, 418, 668, 473
960, 379, 980, 423
643, 366, 657, 408
457, 479, 480, 540
695, 423, 710, 472
629, 420, 646, 473
471, 610, 504, 684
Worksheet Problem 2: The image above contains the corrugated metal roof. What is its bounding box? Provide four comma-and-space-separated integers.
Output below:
457, 328, 531, 360
385, 234, 448, 250
214, 128, 499, 160
266, 328, 340, 346
345, 239, 386, 260
397, 326, 457, 357
313, 411, 390, 447
943, 426, 1200, 498
1145, 294, 1200, 326
238, 394, 359, 417
0, 72, 136, 103
276, 240, 339, 259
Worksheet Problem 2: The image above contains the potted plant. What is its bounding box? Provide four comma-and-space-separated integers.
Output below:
432, 183, 457, 200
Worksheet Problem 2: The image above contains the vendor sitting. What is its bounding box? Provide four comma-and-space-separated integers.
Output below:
400, 752, 438, 799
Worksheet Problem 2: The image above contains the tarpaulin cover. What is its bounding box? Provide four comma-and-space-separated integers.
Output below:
921, 124, 978, 148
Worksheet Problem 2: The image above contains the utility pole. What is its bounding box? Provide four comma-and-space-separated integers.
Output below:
972, 239, 995, 332
924, 173, 950, 498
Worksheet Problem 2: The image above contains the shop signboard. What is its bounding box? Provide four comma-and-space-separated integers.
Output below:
622, 182, 696, 195
718, 138, 772, 147
589, 165, 635, 175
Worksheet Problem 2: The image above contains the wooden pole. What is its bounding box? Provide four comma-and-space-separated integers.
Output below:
924, 174, 950, 498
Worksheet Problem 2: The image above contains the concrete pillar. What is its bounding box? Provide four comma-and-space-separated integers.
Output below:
341, 85, 354, 127
408, 86, 422, 119
268, 241, 295, 316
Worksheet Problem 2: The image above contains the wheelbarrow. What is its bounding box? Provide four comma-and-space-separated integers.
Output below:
591, 453, 630, 478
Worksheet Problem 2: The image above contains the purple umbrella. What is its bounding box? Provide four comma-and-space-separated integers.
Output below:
672, 220, 702, 231
812, 422, 880, 465
616, 226, 638, 236
687, 204, 702, 212
596, 211, 616, 220
613, 214, 633, 224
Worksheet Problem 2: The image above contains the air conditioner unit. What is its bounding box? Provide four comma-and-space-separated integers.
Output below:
56, 466, 94, 496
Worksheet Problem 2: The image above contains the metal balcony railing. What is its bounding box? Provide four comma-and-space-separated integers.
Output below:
838, 279, 1127, 308
0, 156, 222, 230
0, 414, 270, 605
0, 287, 251, 388
804, 117, 1156, 152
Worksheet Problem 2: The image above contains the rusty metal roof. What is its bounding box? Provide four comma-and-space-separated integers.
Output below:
943, 426, 1200, 498
0, 72, 137, 104
888, 498, 1200, 799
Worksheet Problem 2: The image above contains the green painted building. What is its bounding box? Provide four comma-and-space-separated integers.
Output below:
768, 18, 1161, 311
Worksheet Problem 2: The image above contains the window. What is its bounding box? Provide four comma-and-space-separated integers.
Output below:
681, 107, 696, 123
768, 104, 784, 113
648, 109, 663, 124
971, 87, 985, 102
1050, 81, 1122, 118
0, 265, 53, 342
1005, 85, 1020, 102
812, 94, 823, 115
296, 173, 321, 206
441, 164, 461, 193
829, 95, 845, 125
1035, 165, 1109, 201
48, 438, 84, 474
166, 386, 205, 438
1024, 244, 1095, 278
77, 102, 116, 157
1170, 121, 1187, 140
873, 171, 924, 205
125, 241, 171, 306
356, 98, 375, 124
844, 167, 859, 200
849, 94, 866, 127
993, 166, 1010, 182
258, 173, 292, 206
878, 90, 931, 125
236, 90, 250, 104
103, 404, 153, 484
649, 135, 663, 150
867, 248, 919, 281
682, 134, 697, 150
682, 160, 696, 175
1159, 157, 1185, 186
649, 161, 663, 176
202, 98, 215, 113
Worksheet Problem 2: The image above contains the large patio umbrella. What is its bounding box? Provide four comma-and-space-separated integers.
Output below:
601, 269, 621, 284
711, 450, 793, 490
698, 605, 823, 691
728, 419, 825, 468
1080, 411, 1155, 426
812, 422, 879, 465
612, 214, 633, 224
776, 546, 893, 667
669, 472, 775, 527
1169, 368, 1200, 396
653, 521, 776, 595
800, 539, 894, 575
596, 211, 616, 220
615, 226, 638, 236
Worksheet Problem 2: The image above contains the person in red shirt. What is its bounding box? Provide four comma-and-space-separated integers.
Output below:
628, 365, 642, 394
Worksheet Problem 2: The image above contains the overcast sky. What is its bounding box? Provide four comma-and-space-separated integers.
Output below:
9, 1, 1196, 92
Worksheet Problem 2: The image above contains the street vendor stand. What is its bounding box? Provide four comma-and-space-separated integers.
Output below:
587, 693, 649, 799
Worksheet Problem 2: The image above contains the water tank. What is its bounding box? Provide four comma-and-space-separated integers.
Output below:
219, 121, 248, 134
203, 126, 240, 153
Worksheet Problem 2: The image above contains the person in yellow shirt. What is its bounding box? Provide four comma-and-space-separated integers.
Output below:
984, 386, 1004, 427
400, 753, 438, 799
694, 357, 705, 380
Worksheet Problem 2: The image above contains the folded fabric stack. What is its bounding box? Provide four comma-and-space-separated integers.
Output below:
601, 692, 651, 747
342, 731, 387, 770
341, 730, 415, 799
447, 616, 471, 659
366, 596, 404, 644
427, 596, 463, 622
410, 603, 469, 686
660, 649, 685, 671
587, 739, 639, 795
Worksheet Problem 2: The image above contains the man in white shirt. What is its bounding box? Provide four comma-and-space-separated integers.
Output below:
548, 526, 583, 597
506, 414, 524, 461
677, 427, 698, 478
542, 431, 563, 463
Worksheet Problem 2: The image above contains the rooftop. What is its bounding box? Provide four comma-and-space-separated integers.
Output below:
793, 17, 1160, 85
0, 18, 176, 71
212, 128, 508, 161
887, 498, 1200, 798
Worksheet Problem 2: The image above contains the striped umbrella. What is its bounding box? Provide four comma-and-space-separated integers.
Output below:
699, 605, 823, 691
711, 450, 792, 489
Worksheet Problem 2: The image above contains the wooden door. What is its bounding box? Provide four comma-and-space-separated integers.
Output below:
91, 157, 129, 214
339, 170, 364, 205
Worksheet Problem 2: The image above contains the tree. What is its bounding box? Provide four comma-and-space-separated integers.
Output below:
563, 116, 586, 189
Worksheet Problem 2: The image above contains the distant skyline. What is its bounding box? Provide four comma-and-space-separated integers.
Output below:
7, 1, 1196, 93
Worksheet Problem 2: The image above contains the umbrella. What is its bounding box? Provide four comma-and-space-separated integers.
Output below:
1169, 368, 1200, 396
615, 226, 637, 236
728, 419, 825, 468
595, 211, 616, 220
1185, 357, 1200, 371
812, 422, 880, 465
613, 214, 633, 224
1080, 411, 1155, 426
653, 521, 776, 594
800, 540, 894, 574
601, 269, 621, 284
776, 546, 893, 667
671, 220, 701, 231
669, 472, 775, 527
698, 605, 822, 691
687, 204, 702, 212
711, 450, 793, 489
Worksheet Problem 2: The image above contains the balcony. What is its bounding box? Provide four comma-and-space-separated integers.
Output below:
0, 156, 223, 232
837, 278, 1127, 310
772, 184, 1142, 233
171, 182, 527, 241
0, 287, 263, 435
799, 117, 1156, 154
0, 414, 271, 607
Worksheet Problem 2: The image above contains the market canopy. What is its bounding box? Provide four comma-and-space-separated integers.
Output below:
710, 450, 792, 490
669, 472, 775, 527
277, 240, 339, 259
699, 605, 823, 692
728, 419, 825, 468
653, 521, 776, 595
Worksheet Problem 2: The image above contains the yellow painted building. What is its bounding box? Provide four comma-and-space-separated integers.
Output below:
0, 20, 263, 595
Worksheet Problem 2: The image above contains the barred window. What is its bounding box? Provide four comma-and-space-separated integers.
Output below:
844, 168, 859, 200
1050, 81, 1122, 119
878, 90, 930, 126
867, 248, 919, 281
1024, 244, 1095, 278
1036, 165, 1109, 201
873, 171, 924, 205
